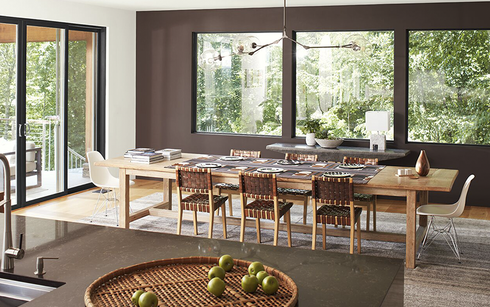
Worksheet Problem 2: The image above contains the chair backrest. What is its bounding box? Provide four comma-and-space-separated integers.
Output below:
285, 153, 318, 162
230, 149, 261, 158
451, 174, 475, 218
238, 171, 277, 200
343, 156, 378, 165
311, 176, 354, 206
87, 151, 116, 187
175, 167, 212, 193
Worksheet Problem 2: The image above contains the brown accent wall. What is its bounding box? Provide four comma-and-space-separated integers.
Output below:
136, 2, 490, 206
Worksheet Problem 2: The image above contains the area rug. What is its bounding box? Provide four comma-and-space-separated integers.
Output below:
78, 193, 490, 307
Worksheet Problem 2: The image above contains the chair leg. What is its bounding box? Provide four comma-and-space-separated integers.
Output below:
256, 218, 261, 243
417, 215, 434, 259
273, 217, 279, 246
228, 193, 233, 216
322, 224, 326, 250
177, 206, 183, 235
240, 216, 245, 243
303, 197, 308, 225
373, 196, 377, 232
312, 202, 317, 250
193, 211, 198, 235
208, 208, 215, 239
357, 218, 361, 254
365, 202, 371, 232
286, 211, 292, 247
349, 223, 355, 255
221, 205, 227, 239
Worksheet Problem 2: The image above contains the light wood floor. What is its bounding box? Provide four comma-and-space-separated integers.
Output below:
13, 179, 490, 222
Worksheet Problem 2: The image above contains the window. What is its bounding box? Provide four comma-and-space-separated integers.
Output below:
195, 33, 282, 135
408, 30, 490, 145
296, 31, 394, 139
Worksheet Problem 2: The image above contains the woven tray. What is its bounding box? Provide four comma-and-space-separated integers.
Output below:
84, 256, 298, 307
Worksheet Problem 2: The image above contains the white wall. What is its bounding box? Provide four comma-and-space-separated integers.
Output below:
0, 0, 136, 159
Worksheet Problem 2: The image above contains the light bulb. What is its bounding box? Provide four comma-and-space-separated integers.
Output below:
198, 49, 222, 71
345, 34, 371, 54
232, 35, 257, 55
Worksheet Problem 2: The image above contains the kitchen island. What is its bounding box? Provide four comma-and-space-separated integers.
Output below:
4, 214, 403, 306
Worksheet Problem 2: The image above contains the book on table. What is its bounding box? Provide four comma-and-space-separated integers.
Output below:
156, 148, 182, 160
130, 152, 164, 164
125, 148, 155, 158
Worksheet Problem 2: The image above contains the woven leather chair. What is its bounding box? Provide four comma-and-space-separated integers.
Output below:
175, 167, 228, 239
343, 156, 378, 231
214, 149, 261, 216
311, 176, 362, 254
278, 153, 318, 224
238, 171, 293, 247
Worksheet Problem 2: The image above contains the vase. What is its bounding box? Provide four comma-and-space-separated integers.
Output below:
305, 133, 316, 146
415, 150, 430, 176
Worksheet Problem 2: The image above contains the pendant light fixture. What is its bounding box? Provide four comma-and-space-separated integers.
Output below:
198, 0, 369, 70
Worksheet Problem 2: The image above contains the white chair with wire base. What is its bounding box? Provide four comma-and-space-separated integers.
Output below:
87, 151, 134, 226
416, 174, 475, 262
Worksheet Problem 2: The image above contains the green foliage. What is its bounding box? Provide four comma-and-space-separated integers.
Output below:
296, 31, 395, 139
196, 33, 282, 135
408, 30, 490, 145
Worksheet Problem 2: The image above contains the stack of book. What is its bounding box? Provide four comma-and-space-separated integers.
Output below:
124, 148, 155, 158
156, 148, 182, 160
130, 152, 165, 164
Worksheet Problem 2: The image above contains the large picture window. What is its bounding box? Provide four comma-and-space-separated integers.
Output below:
408, 30, 490, 145
195, 33, 282, 135
296, 31, 394, 139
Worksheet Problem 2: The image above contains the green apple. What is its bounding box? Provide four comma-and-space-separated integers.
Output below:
208, 277, 226, 297
256, 271, 269, 284
262, 276, 279, 295
241, 275, 259, 293
138, 291, 158, 307
208, 266, 226, 280
219, 254, 234, 272
248, 261, 265, 276
131, 290, 144, 306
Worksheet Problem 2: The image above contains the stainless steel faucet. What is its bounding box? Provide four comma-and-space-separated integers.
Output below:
1, 153, 25, 271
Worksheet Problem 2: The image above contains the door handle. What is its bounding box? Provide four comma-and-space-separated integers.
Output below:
17, 123, 30, 137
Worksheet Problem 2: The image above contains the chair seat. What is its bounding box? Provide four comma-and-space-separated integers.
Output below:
277, 187, 312, 196
214, 183, 240, 190
181, 194, 228, 212
353, 193, 373, 202
316, 205, 362, 226
244, 200, 293, 220
416, 204, 457, 217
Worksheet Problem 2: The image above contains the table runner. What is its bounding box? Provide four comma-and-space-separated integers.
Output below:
165, 155, 384, 184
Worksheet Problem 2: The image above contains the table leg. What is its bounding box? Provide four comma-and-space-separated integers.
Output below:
119, 168, 130, 229
163, 178, 172, 210
419, 191, 428, 227
406, 190, 417, 269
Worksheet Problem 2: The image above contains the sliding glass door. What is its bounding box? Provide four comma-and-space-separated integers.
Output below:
25, 25, 65, 202
0, 17, 104, 208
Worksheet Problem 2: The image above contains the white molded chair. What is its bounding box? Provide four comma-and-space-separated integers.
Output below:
416, 174, 475, 262
87, 151, 133, 225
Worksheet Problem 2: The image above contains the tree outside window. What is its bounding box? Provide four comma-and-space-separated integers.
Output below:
195, 33, 282, 135
408, 30, 490, 145
296, 31, 394, 139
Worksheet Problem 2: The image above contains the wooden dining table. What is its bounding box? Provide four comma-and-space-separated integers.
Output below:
96, 152, 459, 269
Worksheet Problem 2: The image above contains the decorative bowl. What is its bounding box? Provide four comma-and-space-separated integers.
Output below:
315, 138, 343, 148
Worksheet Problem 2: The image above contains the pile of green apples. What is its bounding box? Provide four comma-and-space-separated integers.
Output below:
207, 255, 279, 297
131, 290, 158, 307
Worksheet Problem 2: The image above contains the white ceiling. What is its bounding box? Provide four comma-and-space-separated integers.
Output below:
56, 0, 487, 12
